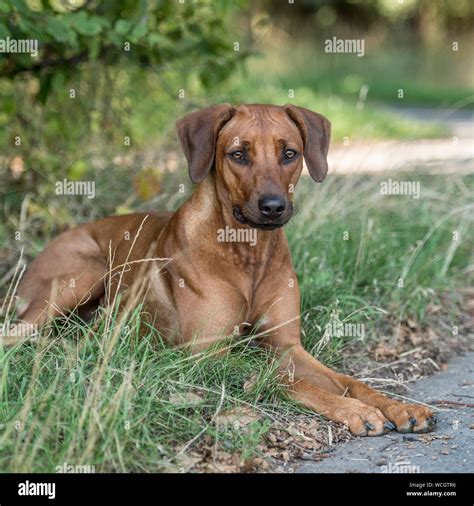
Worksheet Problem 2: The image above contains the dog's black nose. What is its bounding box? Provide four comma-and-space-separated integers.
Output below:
258, 195, 286, 219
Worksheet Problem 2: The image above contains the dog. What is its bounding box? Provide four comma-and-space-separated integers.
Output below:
6, 104, 436, 436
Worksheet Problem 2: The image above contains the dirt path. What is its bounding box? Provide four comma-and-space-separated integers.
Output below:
322, 106, 474, 176
297, 352, 474, 473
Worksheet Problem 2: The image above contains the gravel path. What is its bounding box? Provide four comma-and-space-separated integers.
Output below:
297, 352, 474, 473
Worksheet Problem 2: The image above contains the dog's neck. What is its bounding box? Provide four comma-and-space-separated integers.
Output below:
171, 175, 285, 267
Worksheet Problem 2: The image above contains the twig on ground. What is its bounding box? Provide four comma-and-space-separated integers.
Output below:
431, 400, 474, 408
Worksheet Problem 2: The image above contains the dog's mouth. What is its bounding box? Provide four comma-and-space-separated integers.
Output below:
232, 205, 289, 231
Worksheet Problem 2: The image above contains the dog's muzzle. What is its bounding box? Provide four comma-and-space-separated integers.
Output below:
233, 203, 292, 230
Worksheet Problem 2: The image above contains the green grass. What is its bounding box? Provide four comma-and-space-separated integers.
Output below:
1, 171, 472, 472
289, 172, 473, 356
0, 309, 285, 472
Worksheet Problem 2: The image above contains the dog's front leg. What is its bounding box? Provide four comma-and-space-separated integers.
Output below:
277, 343, 436, 435
256, 307, 392, 435
274, 343, 392, 436
255, 280, 436, 435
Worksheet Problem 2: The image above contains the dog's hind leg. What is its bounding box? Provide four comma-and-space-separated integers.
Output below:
3, 226, 106, 345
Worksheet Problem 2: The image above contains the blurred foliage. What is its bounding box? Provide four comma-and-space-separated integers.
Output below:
0, 0, 250, 235
0, 0, 249, 85
265, 0, 474, 38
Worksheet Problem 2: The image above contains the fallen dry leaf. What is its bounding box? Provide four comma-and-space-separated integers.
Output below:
243, 374, 258, 391
406, 318, 418, 330
285, 424, 313, 442
465, 299, 474, 317
9, 155, 24, 179
374, 343, 398, 360
215, 406, 260, 429
172, 452, 202, 473
426, 303, 442, 314
133, 167, 162, 201
168, 391, 203, 406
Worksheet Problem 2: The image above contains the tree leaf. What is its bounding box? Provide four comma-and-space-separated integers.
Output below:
114, 19, 132, 35
65, 12, 106, 36
130, 22, 147, 43
46, 16, 77, 44
0, 22, 11, 39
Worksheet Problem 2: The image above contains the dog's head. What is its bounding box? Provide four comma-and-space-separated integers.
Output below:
177, 103, 331, 230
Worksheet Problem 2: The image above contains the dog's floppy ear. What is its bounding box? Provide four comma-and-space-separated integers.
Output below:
284, 104, 331, 182
176, 104, 235, 183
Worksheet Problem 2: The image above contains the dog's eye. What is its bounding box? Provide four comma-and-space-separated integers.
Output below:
284, 149, 297, 160
229, 150, 247, 164
231, 150, 244, 160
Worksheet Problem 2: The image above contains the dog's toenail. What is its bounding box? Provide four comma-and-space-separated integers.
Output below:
384, 421, 395, 430
365, 422, 375, 430
409, 418, 417, 426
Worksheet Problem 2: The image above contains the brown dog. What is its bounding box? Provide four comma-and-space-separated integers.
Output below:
7, 104, 436, 437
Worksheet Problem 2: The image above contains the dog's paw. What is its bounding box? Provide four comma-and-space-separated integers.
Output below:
382, 402, 437, 433
333, 399, 391, 437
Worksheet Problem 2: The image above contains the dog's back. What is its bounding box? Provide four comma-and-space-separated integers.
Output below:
12, 212, 174, 340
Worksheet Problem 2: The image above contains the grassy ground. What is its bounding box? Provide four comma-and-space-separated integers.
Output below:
1, 170, 472, 472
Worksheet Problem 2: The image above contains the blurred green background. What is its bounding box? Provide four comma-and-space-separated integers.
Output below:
0, 0, 473, 252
